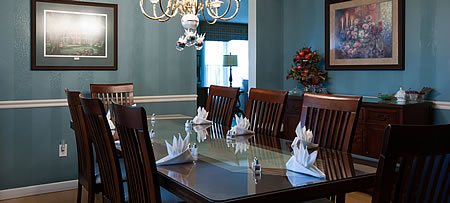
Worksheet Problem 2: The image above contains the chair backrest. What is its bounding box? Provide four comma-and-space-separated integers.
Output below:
245, 88, 288, 137
112, 103, 161, 203
300, 93, 362, 152
65, 89, 96, 189
372, 124, 450, 203
90, 83, 134, 113
80, 98, 125, 203
206, 85, 239, 127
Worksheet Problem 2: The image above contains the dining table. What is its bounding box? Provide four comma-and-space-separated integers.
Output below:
145, 117, 377, 202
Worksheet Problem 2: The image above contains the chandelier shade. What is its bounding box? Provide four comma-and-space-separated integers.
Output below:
140, 0, 241, 51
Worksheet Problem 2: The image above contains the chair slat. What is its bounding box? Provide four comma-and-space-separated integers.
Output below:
91, 83, 134, 113
301, 93, 362, 153
245, 88, 287, 137
372, 124, 450, 203
205, 85, 239, 127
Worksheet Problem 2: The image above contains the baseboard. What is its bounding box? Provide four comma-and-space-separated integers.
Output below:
0, 180, 78, 201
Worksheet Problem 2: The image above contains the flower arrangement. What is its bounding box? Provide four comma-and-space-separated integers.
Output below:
286, 47, 328, 87
337, 14, 386, 58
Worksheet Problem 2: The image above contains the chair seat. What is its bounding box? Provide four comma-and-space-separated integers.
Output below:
95, 158, 127, 184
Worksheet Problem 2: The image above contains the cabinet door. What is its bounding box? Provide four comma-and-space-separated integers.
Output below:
365, 124, 386, 158
352, 124, 365, 155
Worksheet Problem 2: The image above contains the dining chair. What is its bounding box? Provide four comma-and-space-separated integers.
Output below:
300, 93, 362, 152
90, 83, 134, 113
112, 103, 182, 203
206, 85, 239, 127
245, 88, 288, 137
80, 98, 127, 203
372, 124, 450, 203
65, 89, 100, 203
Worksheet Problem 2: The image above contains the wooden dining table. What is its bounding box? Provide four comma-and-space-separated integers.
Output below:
146, 118, 377, 202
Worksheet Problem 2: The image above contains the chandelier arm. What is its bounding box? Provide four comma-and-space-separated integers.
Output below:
206, 0, 239, 20
215, 0, 240, 21
158, 0, 179, 19
205, 0, 231, 19
202, 6, 218, 25
140, 0, 169, 20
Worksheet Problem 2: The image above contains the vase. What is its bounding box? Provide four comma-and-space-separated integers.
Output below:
304, 85, 316, 93
304, 85, 328, 94
289, 83, 304, 96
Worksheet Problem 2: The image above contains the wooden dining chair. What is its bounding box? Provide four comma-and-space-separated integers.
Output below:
112, 103, 182, 203
80, 98, 126, 203
372, 124, 450, 203
90, 83, 134, 113
206, 85, 239, 127
245, 88, 288, 137
300, 93, 362, 152
65, 89, 100, 203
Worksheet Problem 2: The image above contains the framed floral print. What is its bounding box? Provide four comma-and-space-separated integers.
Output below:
325, 0, 404, 70
32, 0, 118, 70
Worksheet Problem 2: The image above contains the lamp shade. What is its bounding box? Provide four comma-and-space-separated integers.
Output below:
223, 55, 238, 66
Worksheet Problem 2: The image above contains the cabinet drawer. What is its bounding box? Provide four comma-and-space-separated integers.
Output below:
365, 108, 400, 124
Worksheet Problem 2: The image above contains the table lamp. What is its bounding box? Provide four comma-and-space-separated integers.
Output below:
223, 53, 238, 87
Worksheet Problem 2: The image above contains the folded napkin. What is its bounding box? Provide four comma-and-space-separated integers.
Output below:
292, 122, 317, 149
156, 134, 195, 166
286, 170, 324, 187
227, 115, 254, 136
193, 124, 210, 143
106, 110, 115, 130
286, 141, 325, 178
192, 107, 212, 125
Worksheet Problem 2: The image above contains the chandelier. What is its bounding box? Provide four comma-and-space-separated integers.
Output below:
140, 0, 241, 51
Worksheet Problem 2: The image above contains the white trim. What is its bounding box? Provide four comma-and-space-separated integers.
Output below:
0, 180, 78, 201
432, 101, 450, 110
0, 94, 197, 109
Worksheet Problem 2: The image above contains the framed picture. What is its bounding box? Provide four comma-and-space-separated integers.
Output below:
325, 0, 404, 70
32, 0, 117, 70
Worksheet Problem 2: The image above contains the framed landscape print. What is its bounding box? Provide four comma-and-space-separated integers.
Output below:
325, 0, 404, 70
32, 0, 117, 70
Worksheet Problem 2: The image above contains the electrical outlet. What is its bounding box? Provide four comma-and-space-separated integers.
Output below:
59, 144, 68, 157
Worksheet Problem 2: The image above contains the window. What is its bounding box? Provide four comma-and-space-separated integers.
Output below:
203, 40, 248, 88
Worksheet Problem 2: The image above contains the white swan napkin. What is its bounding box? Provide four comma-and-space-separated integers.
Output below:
156, 134, 195, 166
106, 110, 115, 130
228, 115, 254, 136
293, 122, 317, 149
192, 107, 212, 125
286, 141, 325, 178
193, 124, 210, 143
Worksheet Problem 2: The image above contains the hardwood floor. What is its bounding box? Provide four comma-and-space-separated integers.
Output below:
0, 190, 371, 203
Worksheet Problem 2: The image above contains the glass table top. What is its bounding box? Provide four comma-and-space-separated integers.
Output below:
146, 119, 377, 202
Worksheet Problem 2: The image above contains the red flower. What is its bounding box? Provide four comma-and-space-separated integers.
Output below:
299, 51, 305, 57
305, 54, 311, 60
304, 47, 311, 53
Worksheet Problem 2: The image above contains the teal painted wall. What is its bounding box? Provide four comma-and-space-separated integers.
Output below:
282, 0, 450, 124
255, 0, 284, 90
0, 0, 196, 189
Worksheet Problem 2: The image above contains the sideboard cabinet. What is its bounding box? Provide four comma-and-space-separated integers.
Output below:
283, 95, 433, 158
